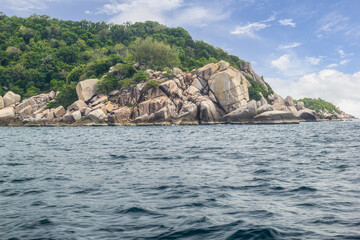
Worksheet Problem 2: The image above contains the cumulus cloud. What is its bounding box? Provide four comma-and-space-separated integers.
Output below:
99, 0, 229, 26
279, 18, 296, 27
267, 70, 360, 117
277, 42, 302, 50
231, 16, 275, 37
305, 56, 323, 65
271, 54, 291, 71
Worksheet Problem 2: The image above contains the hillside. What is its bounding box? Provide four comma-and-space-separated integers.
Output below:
0, 13, 244, 98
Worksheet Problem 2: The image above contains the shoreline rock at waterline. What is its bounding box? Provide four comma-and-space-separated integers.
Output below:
0, 61, 355, 127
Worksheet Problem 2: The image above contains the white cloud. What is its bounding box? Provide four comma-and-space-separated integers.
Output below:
85, 10, 92, 15
231, 16, 275, 37
99, 0, 228, 26
271, 54, 291, 71
327, 63, 339, 68
277, 42, 302, 50
340, 59, 350, 65
267, 70, 360, 117
319, 12, 349, 33
231, 22, 270, 36
305, 56, 323, 65
100, 0, 183, 24
279, 19, 296, 27
338, 49, 354, 58
1, 0, 58, 12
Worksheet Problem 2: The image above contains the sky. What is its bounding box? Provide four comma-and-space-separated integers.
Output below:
1, 0, 359, 117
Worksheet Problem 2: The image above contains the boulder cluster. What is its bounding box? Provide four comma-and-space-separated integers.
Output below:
0, 61, 354, 126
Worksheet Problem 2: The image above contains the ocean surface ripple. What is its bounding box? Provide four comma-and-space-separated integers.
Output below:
1, 121, 360, 239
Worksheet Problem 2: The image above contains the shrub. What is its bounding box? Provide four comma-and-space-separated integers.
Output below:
130, 37, 180, 70
49, 82, 78, 108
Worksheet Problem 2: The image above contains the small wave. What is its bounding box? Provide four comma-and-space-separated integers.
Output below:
109, 154, 128, 159
116, 207, 163, 216
5, 162, 25, 166
72, 187, 99, 194
291, 186, 317, 192
21, 190, 45, 196
254, 169, 271, 174
226, 227, 284, 240
31, 201, 46, 206
10, 177, 36, 183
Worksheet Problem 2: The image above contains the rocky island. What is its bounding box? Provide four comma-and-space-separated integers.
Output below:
0, 60, 354, 127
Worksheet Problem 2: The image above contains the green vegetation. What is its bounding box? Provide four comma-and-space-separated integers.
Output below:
245, 76, 273, 102
295, 98, 341, 114
46, 82, 77, 108
0, 13, 245, 99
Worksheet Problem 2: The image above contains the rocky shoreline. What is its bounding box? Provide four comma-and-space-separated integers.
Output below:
0, 61, 354, 127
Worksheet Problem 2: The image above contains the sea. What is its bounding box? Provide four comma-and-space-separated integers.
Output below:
0, 121, 360, 240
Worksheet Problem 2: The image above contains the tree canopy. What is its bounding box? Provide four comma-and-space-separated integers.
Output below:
0, 14, 245, 98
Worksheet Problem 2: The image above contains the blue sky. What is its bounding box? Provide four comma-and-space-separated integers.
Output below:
1, 0, 360, 116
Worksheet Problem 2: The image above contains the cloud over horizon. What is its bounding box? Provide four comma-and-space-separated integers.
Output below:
267, 69, 360, 117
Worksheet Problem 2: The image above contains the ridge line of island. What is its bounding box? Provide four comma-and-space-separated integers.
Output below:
0, 60, 355, 127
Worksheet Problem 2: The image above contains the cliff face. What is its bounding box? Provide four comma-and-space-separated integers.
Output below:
0, 61, 354, 126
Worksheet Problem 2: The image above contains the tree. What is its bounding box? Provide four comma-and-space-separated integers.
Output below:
130, 37, 180, 69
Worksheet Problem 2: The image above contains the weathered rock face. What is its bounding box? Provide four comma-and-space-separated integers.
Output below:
208, 67, 249, 113
254, 111, 299, 124
296, 109, 318, 122
88, 109, 107, 123
199, 98, 221, 123
0, 60, 353, 126
76, 79, 98, 102
0, 107, 15, 123
3, 91, 21, 107
68, 100, 87, 111
239, 61, 268, 91
54, 106, 66, 118
0, 96, 4, 109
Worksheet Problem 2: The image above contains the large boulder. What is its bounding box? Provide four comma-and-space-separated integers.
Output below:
0, 107, 15, 123
72, 110, 82, 122
159, 80, 183, 99
208, 67, 249, 113
76, 79, 98, 102
296, 101, 305, 111
53, 106, 66, 118
67, 100, 87, 111
15, 98, 37, 113
136, 96, 171, 117
175, 102, 197, 123
88, 109, 107, 123
257, 104, 273, 115
196, 63, 219, 81
0, 96, 4, 109
18, 105, 32, 119
284, 96, 294, 106
199, 98, 221, 123
254, 110, 299, 124
108, 107, 133, 124
3, 91, 21, 107
221, 100, 257, 123
296, 108, 318, 122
